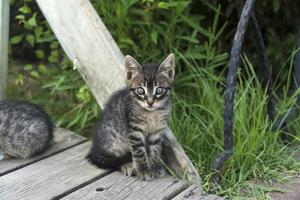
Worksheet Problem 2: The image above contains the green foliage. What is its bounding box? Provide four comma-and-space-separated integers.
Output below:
171, 53, 300, 198
8, 0, 98, 135
7, 0, 300, 198
92, 0, 227, 68
9, 0, 61, 63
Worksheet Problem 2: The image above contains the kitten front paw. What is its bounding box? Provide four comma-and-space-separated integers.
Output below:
154, 169, 167, 178
136, 171, 153, 181
136, 168, 166, 181
121, 162, 135, 176
151, 168, 166, 178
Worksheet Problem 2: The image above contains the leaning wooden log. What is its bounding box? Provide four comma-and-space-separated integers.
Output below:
213, 0, 256, 183
0, 0, 9, 100
36, 0, 125, 108
36, 0, 201, 186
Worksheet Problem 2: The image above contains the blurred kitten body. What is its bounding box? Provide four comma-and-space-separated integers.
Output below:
0, 100, 53, 159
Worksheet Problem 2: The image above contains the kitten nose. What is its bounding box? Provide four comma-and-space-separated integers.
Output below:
147, 99, 154, 107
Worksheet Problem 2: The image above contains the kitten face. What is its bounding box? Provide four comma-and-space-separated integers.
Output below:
124, 54, 175, 111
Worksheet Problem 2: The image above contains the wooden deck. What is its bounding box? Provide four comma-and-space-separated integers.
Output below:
0, 128, 225, 200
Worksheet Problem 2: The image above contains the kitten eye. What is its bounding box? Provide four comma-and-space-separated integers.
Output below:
136, 87, 145, 95
156, 87, 164, 95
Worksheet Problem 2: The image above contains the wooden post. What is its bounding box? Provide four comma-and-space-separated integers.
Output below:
0, 0, 9, 100
36, 0, 125, 108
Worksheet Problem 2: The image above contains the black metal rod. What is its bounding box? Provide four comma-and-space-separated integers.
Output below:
213, 0, 256, 183
250, 12, 276, 122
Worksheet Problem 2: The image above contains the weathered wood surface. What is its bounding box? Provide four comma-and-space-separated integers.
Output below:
0, 129, 225, 200
173, 186, 225, 200
0, 142, 110, 200
36, 0, 125, 108
267, 151, 300, 200
0, 0, 9, 100
270, 176, 300, 200
62, 171, 187, 200
0, 127, 86, 176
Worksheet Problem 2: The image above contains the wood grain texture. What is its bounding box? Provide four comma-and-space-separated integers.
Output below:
62, 171, 187, 200
0, 142, 109, 200
172, 185, 226, 200
36, 0, 125, 108
0, 127, 86, 176
0, 0, 9, 100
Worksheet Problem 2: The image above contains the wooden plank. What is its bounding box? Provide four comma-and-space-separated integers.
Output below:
172, 186, 226, 200
0, 127, 86, 176
0, 0, 9, 100
269, 176, 300, 200
36, 0, 125, 108
62, 171, 187, 200
0, 142, 110, 200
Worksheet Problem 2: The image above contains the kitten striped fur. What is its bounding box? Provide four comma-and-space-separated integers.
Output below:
88, 54, 175, 180
0, 100, 53, 159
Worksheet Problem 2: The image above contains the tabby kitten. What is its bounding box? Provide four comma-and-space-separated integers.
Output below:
88, 54, 175, 180
0, 100, 53, 159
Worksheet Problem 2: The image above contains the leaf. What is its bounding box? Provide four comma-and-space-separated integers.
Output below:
25, 34, 35, 47
50, 41, 59, 49
24, 64, 33, 71
10, 35, 23, 44
48, 50, 59, 63
178, 36, 199, 44
36, 35, 56, 43
34, 27, 43, 38
157, 2, 169, 9
120, 37, 135, 45
24, 22, 33, 30
38, 64, 48, 74
35, 50, 45, 59
181, 15, 211, 38
30, 71, 40, 79
19, 5, 31, 14
16, 14, 25, 21
151, 30, 158, 44
15, 74, 24, 86
27, 13, 37, 27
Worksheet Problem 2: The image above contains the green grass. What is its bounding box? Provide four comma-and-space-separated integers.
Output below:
169, 52, 300, 199
7, 0, 300, 199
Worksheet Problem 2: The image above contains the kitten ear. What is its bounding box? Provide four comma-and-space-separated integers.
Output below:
124, 55, 142, 81
158, 53, 175, 83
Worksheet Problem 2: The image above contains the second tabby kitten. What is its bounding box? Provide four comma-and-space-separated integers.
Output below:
88, 54, 175, 180
0, 100, 53, 159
